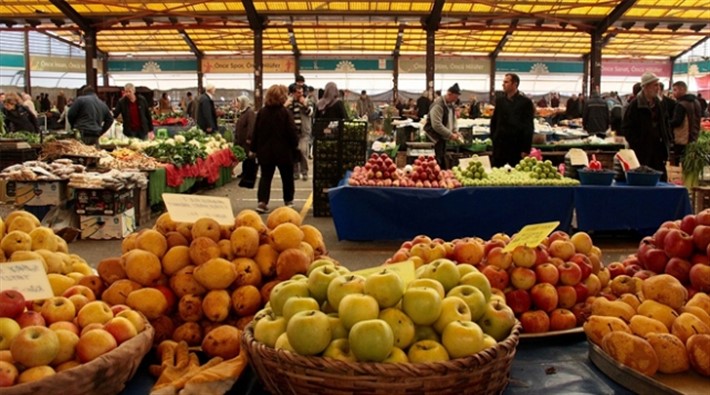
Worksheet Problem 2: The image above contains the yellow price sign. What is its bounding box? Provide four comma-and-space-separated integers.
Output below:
352, 260, 416, 286
502, 221, 560, 252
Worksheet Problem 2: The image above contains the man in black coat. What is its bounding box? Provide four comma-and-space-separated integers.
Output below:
583, 91, 610, 138
196, 84, 218, 133
670, 81, 702, 164
113, 83, 153, 139
490, 73, 534, 168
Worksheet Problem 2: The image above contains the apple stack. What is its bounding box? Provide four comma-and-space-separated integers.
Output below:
583, 274, 710, 377
0, 289, 151, 388
96, 207, 331, 347
348, 153, 402, 187
347, 154, 462, 189
604, 209, 710, 293
251, 258, 517, 364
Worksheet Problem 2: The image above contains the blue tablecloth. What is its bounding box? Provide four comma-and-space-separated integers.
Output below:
328, 184, 575, 241
574, 182, 692, 235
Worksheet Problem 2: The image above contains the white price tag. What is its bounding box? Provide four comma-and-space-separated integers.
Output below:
567, 148, 589, 166
162, 193, 234, 225
0, 260, 53, 301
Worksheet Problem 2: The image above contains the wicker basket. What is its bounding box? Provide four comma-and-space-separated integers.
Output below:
5, 323, 154, 395
242, 321, 521, 395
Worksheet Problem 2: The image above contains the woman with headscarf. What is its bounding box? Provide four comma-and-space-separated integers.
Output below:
250, 85, 299, 213
315, 82, 348, 119
234, 95, 256, 178
3, 93, 39, 133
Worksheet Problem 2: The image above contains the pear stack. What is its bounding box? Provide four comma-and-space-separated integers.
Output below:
584, 274, 710, 377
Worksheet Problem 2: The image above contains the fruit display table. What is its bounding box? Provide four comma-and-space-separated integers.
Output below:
148, 165, 233, 206
574, 182, 692, 235
328, 183, 575, 241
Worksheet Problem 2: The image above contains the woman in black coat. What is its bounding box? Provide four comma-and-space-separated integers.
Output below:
251, 84, 299, 213
315, 82, 348, 119
3, 93, 39, 133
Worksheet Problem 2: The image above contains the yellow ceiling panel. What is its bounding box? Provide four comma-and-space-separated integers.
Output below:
503, 31, 589, 55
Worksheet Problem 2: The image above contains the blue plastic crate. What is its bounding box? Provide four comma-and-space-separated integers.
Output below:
626, 169, 662, 186
577, 169, 616, 186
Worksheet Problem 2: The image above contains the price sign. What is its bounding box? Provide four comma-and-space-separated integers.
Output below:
0, 260, 53, 300
503, 221, 560, 252
616, 149, 640, 170
352, 260, 416, 286
567, 148, 589, 166
162, 193, 234, 225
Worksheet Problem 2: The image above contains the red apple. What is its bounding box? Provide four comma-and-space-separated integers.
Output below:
49, 321, 79, 336
571, 302, 592, 326
520, 310, 550, 333
411, 235, 432, 246
663, 229, 694, 259
15, 311, 46, 328
530, 283, 559, 313
549, 240, 575, 261
558, 262, 583, 286
0, 290, 25, 319
692, 225, 710, 251
110, 304, 131, 316
680, 214, 698, 234
534, 246, 550, 267
659, 220, 681, 230
696, 209, 710, 226
556, 285, 577, 309
452, 239, 485, 265
505, 289, 532, 315
511, 245, 537, 268
636, 238, 656, 266
689, 263, 710, 292
573, 283, 589, 304
154, 285, 176, 313
483, 239, 506, 256
549, 308, 577, 331
624, 264, 642, 276
622, 254, 641, 268
400, 241, 413, 250
632, 269, 655, 280
584, 274, 602, 297
653, 227, 674, 249
481, 265, 509, 290
664, 257, 692, 284
535, 263, 559, 285
510, 267, 537, 290
103, 317, 138, 344
606, 262, 626, 278
76, 329, 117, 362
62, 285, 96, 301
691, 253, 710, 265
548, 230, 570, 244
485, 247, 513, 270
569, 253, 593, 280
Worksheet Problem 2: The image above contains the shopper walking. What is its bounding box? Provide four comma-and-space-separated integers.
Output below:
2, 93, 39, 133
113, 83, 153, 139
196, 84, 218, 134
621, 72, 672, 180
669, 81, 702, 165
234, 95, 256, 179
424, 83, 462, 169
315, 82, 348, 119
287, 85, 314, 181
251, 84, 299, 213
583, 91, 610, 138
490, 73, 535, 168
67, 86, 113, 146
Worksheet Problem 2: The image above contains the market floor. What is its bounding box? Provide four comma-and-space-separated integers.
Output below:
68, 164, 641, 270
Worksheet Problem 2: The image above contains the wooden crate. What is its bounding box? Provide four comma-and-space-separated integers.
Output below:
692, 186, 710, 214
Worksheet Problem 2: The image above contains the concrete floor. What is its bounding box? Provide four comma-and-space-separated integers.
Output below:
67, 164, 641, 270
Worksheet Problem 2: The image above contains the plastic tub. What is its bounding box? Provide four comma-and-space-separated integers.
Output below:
577, 169, 616, 185
625, 169, 662, 186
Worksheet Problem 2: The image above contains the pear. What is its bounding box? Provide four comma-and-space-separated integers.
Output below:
637, 300, 679, 330
590, 297, 635, 322
641, 274, 688, 310
629, 315, 669, 339
646, 333, 689, 374
583, 315, 631, 346
671, 312, 710, 344
685, 292, 710, 314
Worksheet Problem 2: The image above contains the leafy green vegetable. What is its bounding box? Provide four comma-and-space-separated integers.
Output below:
682, 133, 710, 188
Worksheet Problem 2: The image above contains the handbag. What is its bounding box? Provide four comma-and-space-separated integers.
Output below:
238, 157, 258, 189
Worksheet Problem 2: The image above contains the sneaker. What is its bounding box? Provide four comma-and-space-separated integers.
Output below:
302, 174, 308, 181
256, 203, 268, 213
285, 201, 294, 208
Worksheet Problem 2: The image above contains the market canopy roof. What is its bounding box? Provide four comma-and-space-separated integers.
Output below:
0, 0, 708, 58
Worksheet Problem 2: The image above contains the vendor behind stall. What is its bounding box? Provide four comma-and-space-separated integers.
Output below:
424, 83, 462, 169
3, 92, 39, 133
67, 85, 114, 146
113, 83, 153, 139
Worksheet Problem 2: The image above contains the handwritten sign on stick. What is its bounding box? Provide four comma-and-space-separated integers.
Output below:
0, 260, 53, 300
503, 221, 560, 252
162, 193, 234, 225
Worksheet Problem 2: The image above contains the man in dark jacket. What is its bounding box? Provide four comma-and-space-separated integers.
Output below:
113, 83, 153, 139
583, 91, 610, 138
490, 73, 534, 168
67, 85, 113, 146
196, 84, 218, 133
416, 91, 432, 120
670, 81, 702, 164
565, 94, 581, 119
621, 73, 671, 181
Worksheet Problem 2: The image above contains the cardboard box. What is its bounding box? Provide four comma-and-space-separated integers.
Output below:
11, 181, 68, 206
80, 208, 135, 240
74, 188, 134, 215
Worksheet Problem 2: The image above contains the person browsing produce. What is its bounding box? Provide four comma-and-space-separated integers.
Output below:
113, 83, 153, 139
424, 83, 462, 169
490, 73, 534, 168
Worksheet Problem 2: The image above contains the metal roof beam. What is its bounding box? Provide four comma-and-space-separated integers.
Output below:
490, 19, 518, 58
287, 25, 300, 57
393, 27, 404, 56
178, 29, 203, 57
242, 0, 266, 31
672, 36, 710, 61
596, 0, 637, 33
48, 0, 92, 32
423, 0, 445, 31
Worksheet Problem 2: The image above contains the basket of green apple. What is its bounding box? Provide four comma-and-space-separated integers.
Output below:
242, 259, 522, 394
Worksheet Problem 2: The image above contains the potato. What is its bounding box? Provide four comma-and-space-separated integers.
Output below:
646, 333, 689, 374
601, 331, 659, 376
583, 315, 631, 346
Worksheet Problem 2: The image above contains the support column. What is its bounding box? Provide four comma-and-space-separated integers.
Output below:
392, 54, 399, 103
84, 29, 98, 88
196, 55, 204, 93
582, 54, 590, 98
489, 57, 496, 104
425, 29, 435, 99
294, 52, 300, 78
102, 55, 109, 87
254, 29, 263, 109
23, 30, 31, 95
589, 31, 603, 94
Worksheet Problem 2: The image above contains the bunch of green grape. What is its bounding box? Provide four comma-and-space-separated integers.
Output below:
530, 159, 561, 180
461, 160, 488, 180
454, 166, 580, 187
514, 156, 540, 172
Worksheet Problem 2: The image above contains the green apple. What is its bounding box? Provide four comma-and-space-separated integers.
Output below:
269, 280, 310, 316
322, 338, 357, 362
254, 312, 287, 348
326, 274, 366, 311
364, 268, 404, 308
382, 347, 409, 363
291, 274, 308, 282
457, 263, 479, 277
447, 285, 487, 322
274, 332, 296, 352
286, 310, 332, 356
253, 307, 273, 322
433, 296, 472, 334
407, 278, 445, 299
418, 258, 460, 292
415, 263, 429, 279
414, 325, 440, 343
326, 313, 348, 340
378, 308, 415, 349
476, 299, 516, 341
348, 319, 394, 362
338, 294, 380, 330
282, 297, 320, 323
402, 287, 442, 326
0, 317, 21, 350
407, 340, 450, 363
307, 259, 337, 276
459, 271, 493, 301
321, 300, 337, 314
308, 265, 341, 304
482, 334, 497, 349
442, 320, 485, 358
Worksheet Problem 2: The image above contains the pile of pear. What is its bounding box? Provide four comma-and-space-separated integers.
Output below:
584, 274, 710, 377
95, 207, 331, 347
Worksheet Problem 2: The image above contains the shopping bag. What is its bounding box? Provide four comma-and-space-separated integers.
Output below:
238, 157, 257, 189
